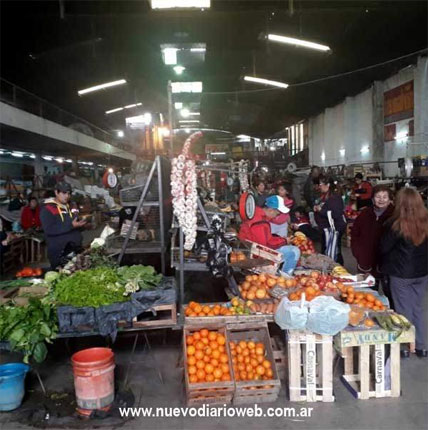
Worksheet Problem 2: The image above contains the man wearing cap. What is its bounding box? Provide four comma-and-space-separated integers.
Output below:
238, 195, 301, 274
40, 182, 86, 269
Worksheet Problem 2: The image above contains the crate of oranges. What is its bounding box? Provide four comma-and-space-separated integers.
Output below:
338, 286, 387, 311
183, 326, 234, 406
184, 302, 238, 325
227, 323, 281, 405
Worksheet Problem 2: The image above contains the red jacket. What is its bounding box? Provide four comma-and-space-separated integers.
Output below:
351, 204, 394, 275
239, 207, 287, 249
21, 206, 42, 230
353, 181, 372, 200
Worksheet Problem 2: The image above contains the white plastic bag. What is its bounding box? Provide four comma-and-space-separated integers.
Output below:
274, 296, 309, 330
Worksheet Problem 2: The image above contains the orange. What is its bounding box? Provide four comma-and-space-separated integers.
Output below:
256, 355, 264, 364
188, 356, 196, 366
219, 354, 228, 364
255, 289, 266, 299
246, 292, 256, 300
187, 345, 196, 356
207, 311, 215, 316
238, 363, 246, 372
185, 307, 192, 317
189, 375, 198, 383
201, 337, 209, 345
231, 350, 237, 357
366, 294, 375, 303
239, 371, 248, 380
205, 347, 213, 356
262, 360, 271, 369
189, 301, 198, 310
188, 366, 197, 375
218, 346, 225, 353
244, 356, 250, 364
250, 358, 259, 368
246, 364, 253, 373
221, 374, 231, 381
256, 365, 265, 376
196, 369, 206, 381
237, 355, 244, 363
203, 355, 211, 363
210, 341, 219, 350
202, 306, 211, 314
239, 341, 247, 350
247, 341, 255, 350
211, 358, 219, 367
229, 341, 236, 349
208, 332, 217, 341
213, 369, 223, 379
196, 360, 205, 369
217, 335, 226, 346
195, 350, 204, 360
347, 286, 354, 294
241, 281, 251, 291
242, 348, 250, 357
374, 299, 382, 307
205, 364, 214, 374
236, 346, 242, 354
255, 347, 264, 356
205, 374, 215, 382
289, 293, 298, 301
193, 332, 201, 341
213, 308, 220, 316
200, 329, 209, 338
212, 349, 220, 359
221, 363, 229, 373
193, 304, 202, 314
265, 368, 273, 378
186, 335, 194, 345
195, 341, 205, 350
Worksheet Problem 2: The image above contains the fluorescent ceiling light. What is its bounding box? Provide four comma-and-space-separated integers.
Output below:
106, 107, 124, 115
184, 128, 191, 133
237, 134, 251, 139
126, 113, 152, 129
55, 158, 64, 163
211, 152, 226, 155
173, 65, 186, 75
11, 152, 24, 158
163, 48, 178, 65
321, 151, 326, 161
179, 120, 199, 123
42, 155, 53, 161
339, 149, 345, 157
180, 108, 190, 118
244, 76, 288, 89
171, 81, 203, 93
189, 112, 200, 116
78, 79, 127, 96
360, 145, 370, 154
117, 130, 124, 138
151, 0, 210, 9
267, 34, 330, 52
124, 103, 142, 109
65, 159, 73, 163
191, 48, 206, 52
29, 154, 36, 159
158, 127, 170, 137
174, 102, 183, 109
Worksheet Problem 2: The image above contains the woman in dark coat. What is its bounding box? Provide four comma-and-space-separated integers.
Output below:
351, 185, 394, 275
314, 175, 346, 264
380, 187, 428, 358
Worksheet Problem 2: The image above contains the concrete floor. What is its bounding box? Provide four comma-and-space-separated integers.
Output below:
1, 248, 427, 430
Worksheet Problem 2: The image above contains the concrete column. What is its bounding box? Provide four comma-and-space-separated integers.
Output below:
34, 152, 44, 177
372, 81, 384, 163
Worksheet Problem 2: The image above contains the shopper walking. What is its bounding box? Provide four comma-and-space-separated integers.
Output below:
303, 166, 321, 210
352, 173, 373, 210
40, 182, 86, 269
238, 195, 300, 274
314, 175, 346, 264
269, 183, 294, 238
380, 187, 428, 358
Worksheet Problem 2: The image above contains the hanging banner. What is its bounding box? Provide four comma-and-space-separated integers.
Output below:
384, 80, 414, 124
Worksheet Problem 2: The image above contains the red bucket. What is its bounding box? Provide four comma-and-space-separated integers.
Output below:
71, 348, 115, 416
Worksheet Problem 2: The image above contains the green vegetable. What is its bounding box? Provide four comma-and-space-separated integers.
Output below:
0, 279, 32, 290
44, 271, 60, 285
0, 298, 57, 363
117, 265, 161, 291
53, 266, 127, 307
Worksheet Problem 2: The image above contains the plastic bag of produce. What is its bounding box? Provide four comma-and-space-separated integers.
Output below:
274, 297, 309, 330
306, 296, 350, 335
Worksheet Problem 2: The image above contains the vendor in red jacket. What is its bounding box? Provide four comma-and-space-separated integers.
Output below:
239, 195, 301, 274
351, 185, 394, 276
21, 197, 42, 231
352, 173, 373, 210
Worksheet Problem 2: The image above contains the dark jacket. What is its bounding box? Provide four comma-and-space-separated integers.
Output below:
304, 175, 317, 209
380, 225, 428, 279
315, 194, 346, 232
351, 204, 394, 275
40, 199, 82, 268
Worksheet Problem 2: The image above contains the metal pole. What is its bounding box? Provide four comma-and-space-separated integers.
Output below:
167, 80, 174, 154
157, 156, 166, 274
179, 227, 185, 309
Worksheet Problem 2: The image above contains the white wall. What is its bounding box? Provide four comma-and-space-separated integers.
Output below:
308, 55, 428, 176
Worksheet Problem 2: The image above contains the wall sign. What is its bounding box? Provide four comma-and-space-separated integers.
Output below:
384, 80, 414, 124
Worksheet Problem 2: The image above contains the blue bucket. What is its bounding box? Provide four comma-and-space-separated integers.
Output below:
0, 363, 30, 411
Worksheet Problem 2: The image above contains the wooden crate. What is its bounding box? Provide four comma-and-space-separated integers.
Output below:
227, 323, 281, 405
244, 240, 283, 274
271, 336, 286, 380
286, 330, 335, 403
119, 303, 177, 328
183, 325, 234, 406
334, 326, 415, 400
183, 303, 274, 326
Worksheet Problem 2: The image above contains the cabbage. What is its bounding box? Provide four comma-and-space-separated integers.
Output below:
44, 271, 60, 284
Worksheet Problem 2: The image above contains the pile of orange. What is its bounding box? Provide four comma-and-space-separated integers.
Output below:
230, 340, 274, 381
339, 286, 386, 311
186, 329, 231, 383
239, 273, 298, 300
288, 287, 323, 302
185, 301, 235, 317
